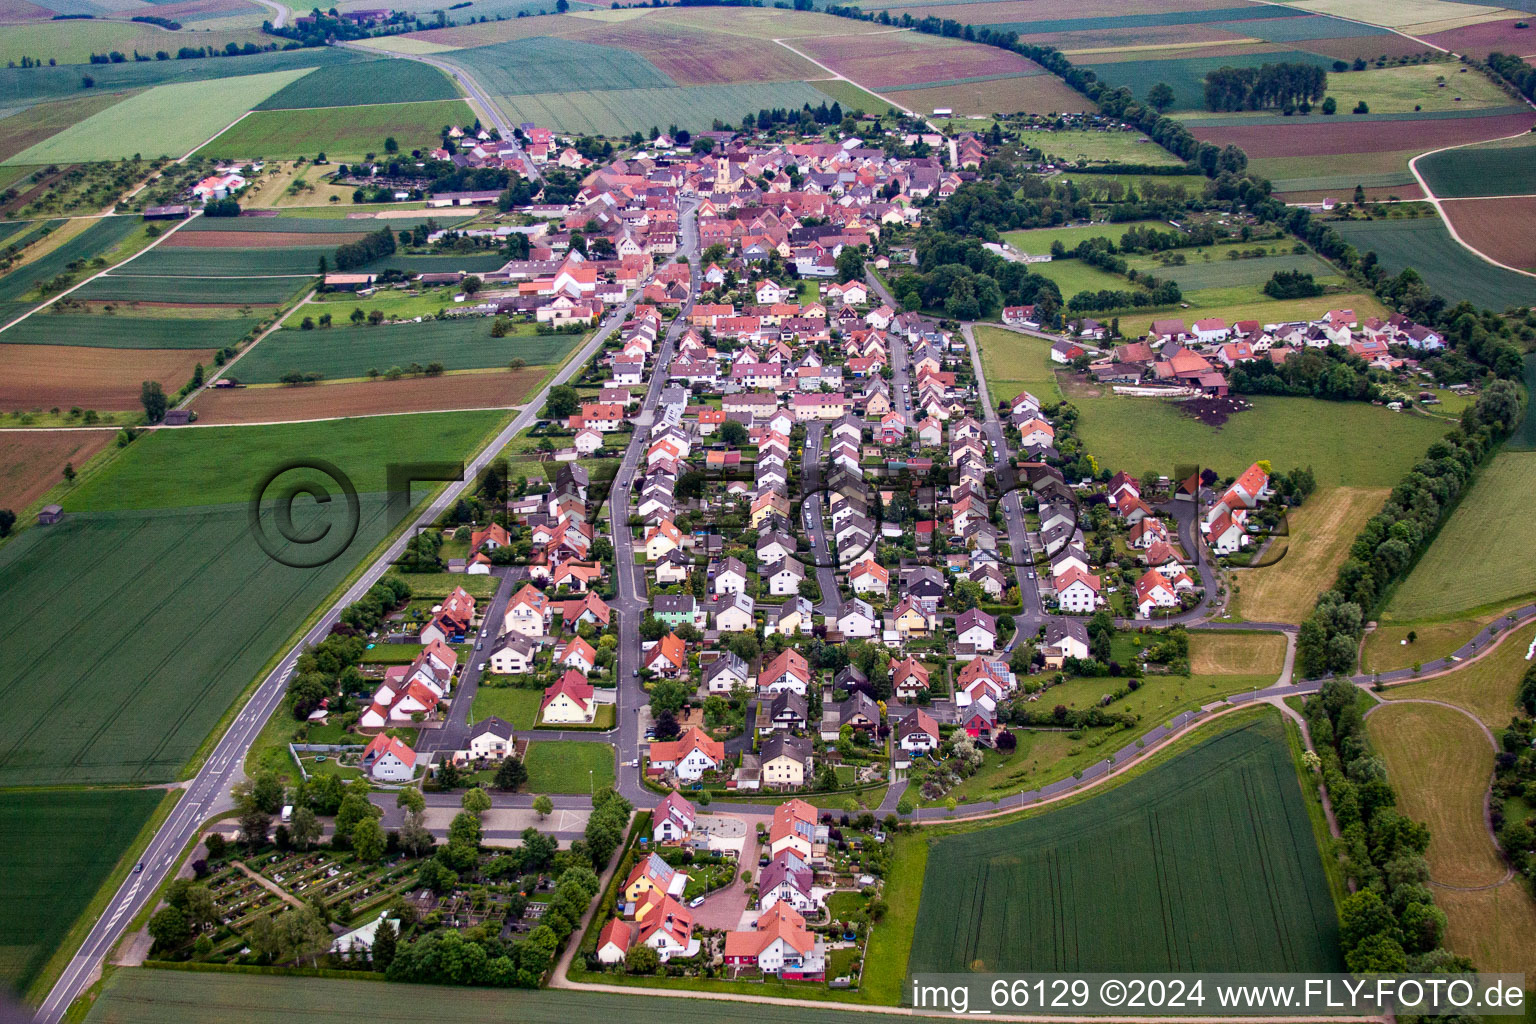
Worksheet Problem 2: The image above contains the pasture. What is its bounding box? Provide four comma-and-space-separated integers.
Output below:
231, 318, 577, 383
1232, 486, 1387, 624
0, 343, 213, 412
189, 370, 548, 423
1073, 394, 1447, 488
1321, 62, 1512, 114
0, 788, 165, 997
1420, 133, 1536, 199
1380, 621, 1536, 729
254, 58, 460, 108
1012, 128, 1187, 165
0, 427, 114, 511
1315, 214, 1536, 310
0, 313, 259, 349
523, 741, 615, 794
1384, 452, 1536, 620
1366, 701, 1504, 888
200, 99, 477, 161
5, 68, 313, 165
909, 717, 1341, 973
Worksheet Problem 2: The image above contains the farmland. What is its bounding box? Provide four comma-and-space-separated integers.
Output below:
254, 58, 461, 109
1001, 219, 1172, 254
1330, 214, 1536, 309
1232, 486, 1388, 624
1441, 198, 1536, 272
200, 99, 478, 162
1190, 110, 1536, 161
71, 274, 309, 306
1420, 133, 1536, 199
1384, 453, 1536, 620
489, 82, 836, 139
5, 68, 314, 165
1081, 51, 1335, 112
0, 788, 165, 997
0, 427, 114, 511
1012, 128, 1188, 165
124, 244, 348, 278
189, 369, 550, 423
0, 312, 260, 349
229, 318, 579, 383
0, 214, 141, 324
1380, 622, 1536, 729
523, 741, 616, 795
1072, 394, 1448, 488
445, 36, 674, 96
0, 20, 267, 67
0, 92, 131, 164
793, 30, 1055, 93
0, 343, 213, 412
909, 716, 1341, 973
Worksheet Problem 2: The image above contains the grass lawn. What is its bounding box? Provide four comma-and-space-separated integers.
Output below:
1380, 621, 1536, 729
1072, 394, 1448, 488
1030, 257, 1137, 298
1384, 452, 1536, 620
398, 572, 498, 601
909, 716, 1341, 972
1187, 631, 1286, 676
290, 286, 492, 327
1002, 218, 1169, 255
0, 788, 166, 997
1012, 129, 1187, 166
973, 325, 1062, 403
1231, 486, 1388, 625
859, 831, 928, 1005
523, 741, 615, 795
200, 99, 477, 161
470, 686, 541, 729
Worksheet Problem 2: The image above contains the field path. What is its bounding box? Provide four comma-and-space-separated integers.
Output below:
1408, 130, 1536, 283
175, 285, 316, 412
230, 861, 307, 910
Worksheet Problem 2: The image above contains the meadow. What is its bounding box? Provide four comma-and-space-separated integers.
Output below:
0, 312, 260, 349
0, 788, 165, 997
1001, 218, 1171, 254
1013, 128, 1187, 165
231, 318, 578, 383
523, 741, 616, 794
1072, 394, 1448, 488
1384, 452, 1536, 620
200, 99, 478, 161
254, 58, 461, 108
973, 324, 1061, 401
1187, 630, 1287, 676
1232, 486, 1387, 624
909, 717, 1341, 973
5, 68, 313, 164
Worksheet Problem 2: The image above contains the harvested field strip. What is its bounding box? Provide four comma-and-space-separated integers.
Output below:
909, 717, 1342, 973
489, 82, 833, 137
1187, 631, 1286, 675
0, 789, 165, 997
254, 58, 460, 108
1441, 197, 1536, 271
0, 314, 260, 350
1366, 702, 1504, 888
895, 76, 1096, 115
1330, 214, 1536, 309
189, 369, 548, 423
1232, 486, 1387, 624
0, 344, 214, 412
1193, 112, 1536, 159
233, 319, 576, 382
575, 19, 825, 85
1432, 885, 1536, 978
6, 68, 315, 165
1422, 17, 1536, 57
0, 428, 115, 510
73, 275, 309, 305
1419, 133, 1536, 198
881, 70, 1048, 91
1286, 0, 1509, 30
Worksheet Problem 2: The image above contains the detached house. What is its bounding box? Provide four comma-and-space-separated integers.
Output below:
648, 727, 725, 782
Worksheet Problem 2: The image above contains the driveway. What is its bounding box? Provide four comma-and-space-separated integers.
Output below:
689, 813, 763, 931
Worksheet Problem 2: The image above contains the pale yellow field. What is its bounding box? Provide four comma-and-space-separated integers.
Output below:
1289, 0, 1508, 29
1232, 486, 1388, 625
1380, 622, 1536, 729
1433, 885, 1536, 977
1188, 632, 1287, 677
349, 35, 460, 54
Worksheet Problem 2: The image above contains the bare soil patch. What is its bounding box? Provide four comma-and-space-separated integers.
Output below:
0, 428, 114, 510
1442, 197, 1536, 270
0, 344, 213, 411
1177, 395, 1251, 426
189, 369, 542, 423
1423, 18, 1536, 58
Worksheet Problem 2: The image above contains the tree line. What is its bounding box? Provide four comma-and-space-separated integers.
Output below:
334, 226, 395, 272
1485, 51, 1536, 102
1203, 62, 1328, 112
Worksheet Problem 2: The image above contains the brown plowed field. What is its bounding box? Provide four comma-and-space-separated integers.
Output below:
1423, 19, 1536, 58
1442, 197, 1536, 271
0, 344, 214, 412
795, 32, 1042, 90
162, 230, 364, 248
1285, 34, 1435, 60
1193, 111, 1536, 157
0, 428, 114, 510
189, 369, 543, 423
907, 0, 1238, 21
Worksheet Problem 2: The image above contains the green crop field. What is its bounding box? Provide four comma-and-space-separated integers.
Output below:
1073, 393, 1448, 487
909, 717, 1342, 974
0, 46, 363, 107
1002, 219, 1170, 255
1012, 128, 1187, 166
0, 214, 140, 323
73, 274, 309, 305
254, 58, 461, 109
1384, 452, 1536, 620
178, 213, 469, 234
5, 68, 314, 165
491, 81, 834, 138
445, 36, 674, 96
126, 245, 338, 277
67, 410, 503, 510
0, 20, 268, 68
1030, 257, 1139, 299
84, 968, 960, 1023
1130, 251, 1341, 292
1331, 214, 1536, 310
523, 741, 615, 794
0, 789, 164, 996
231, 318, 579, 383
201, 99, 478, 161
1418, 134, 1536, 199
1080, 51, 1335, 113
0, 313, 260, 348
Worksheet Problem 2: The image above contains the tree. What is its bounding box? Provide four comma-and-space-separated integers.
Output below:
399, 809, 435, 857
462, 786, 492, 817
495, 755, 528, 792
649, 677, 692, 717
544, 384, 580, 419
835, 246, 865, 283
1147, 82, 1175, 112
371, 918, 397, 970
289, 805, 320, 850
140, 380, 167, 423
62, 461, 75, 484
1321, 96, 1337, 114
396, 787, 426, 814
718, 418, 748, 446
625, 943, 660, 974
239, 807, 270, 849
334, 791, 377, 837
351, 816, 387, 861
148, 905, 191, 950
0, 509, 14, 537
533, 795, 554, 819
461, 275, 482, 296
383, 136, 398, 154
